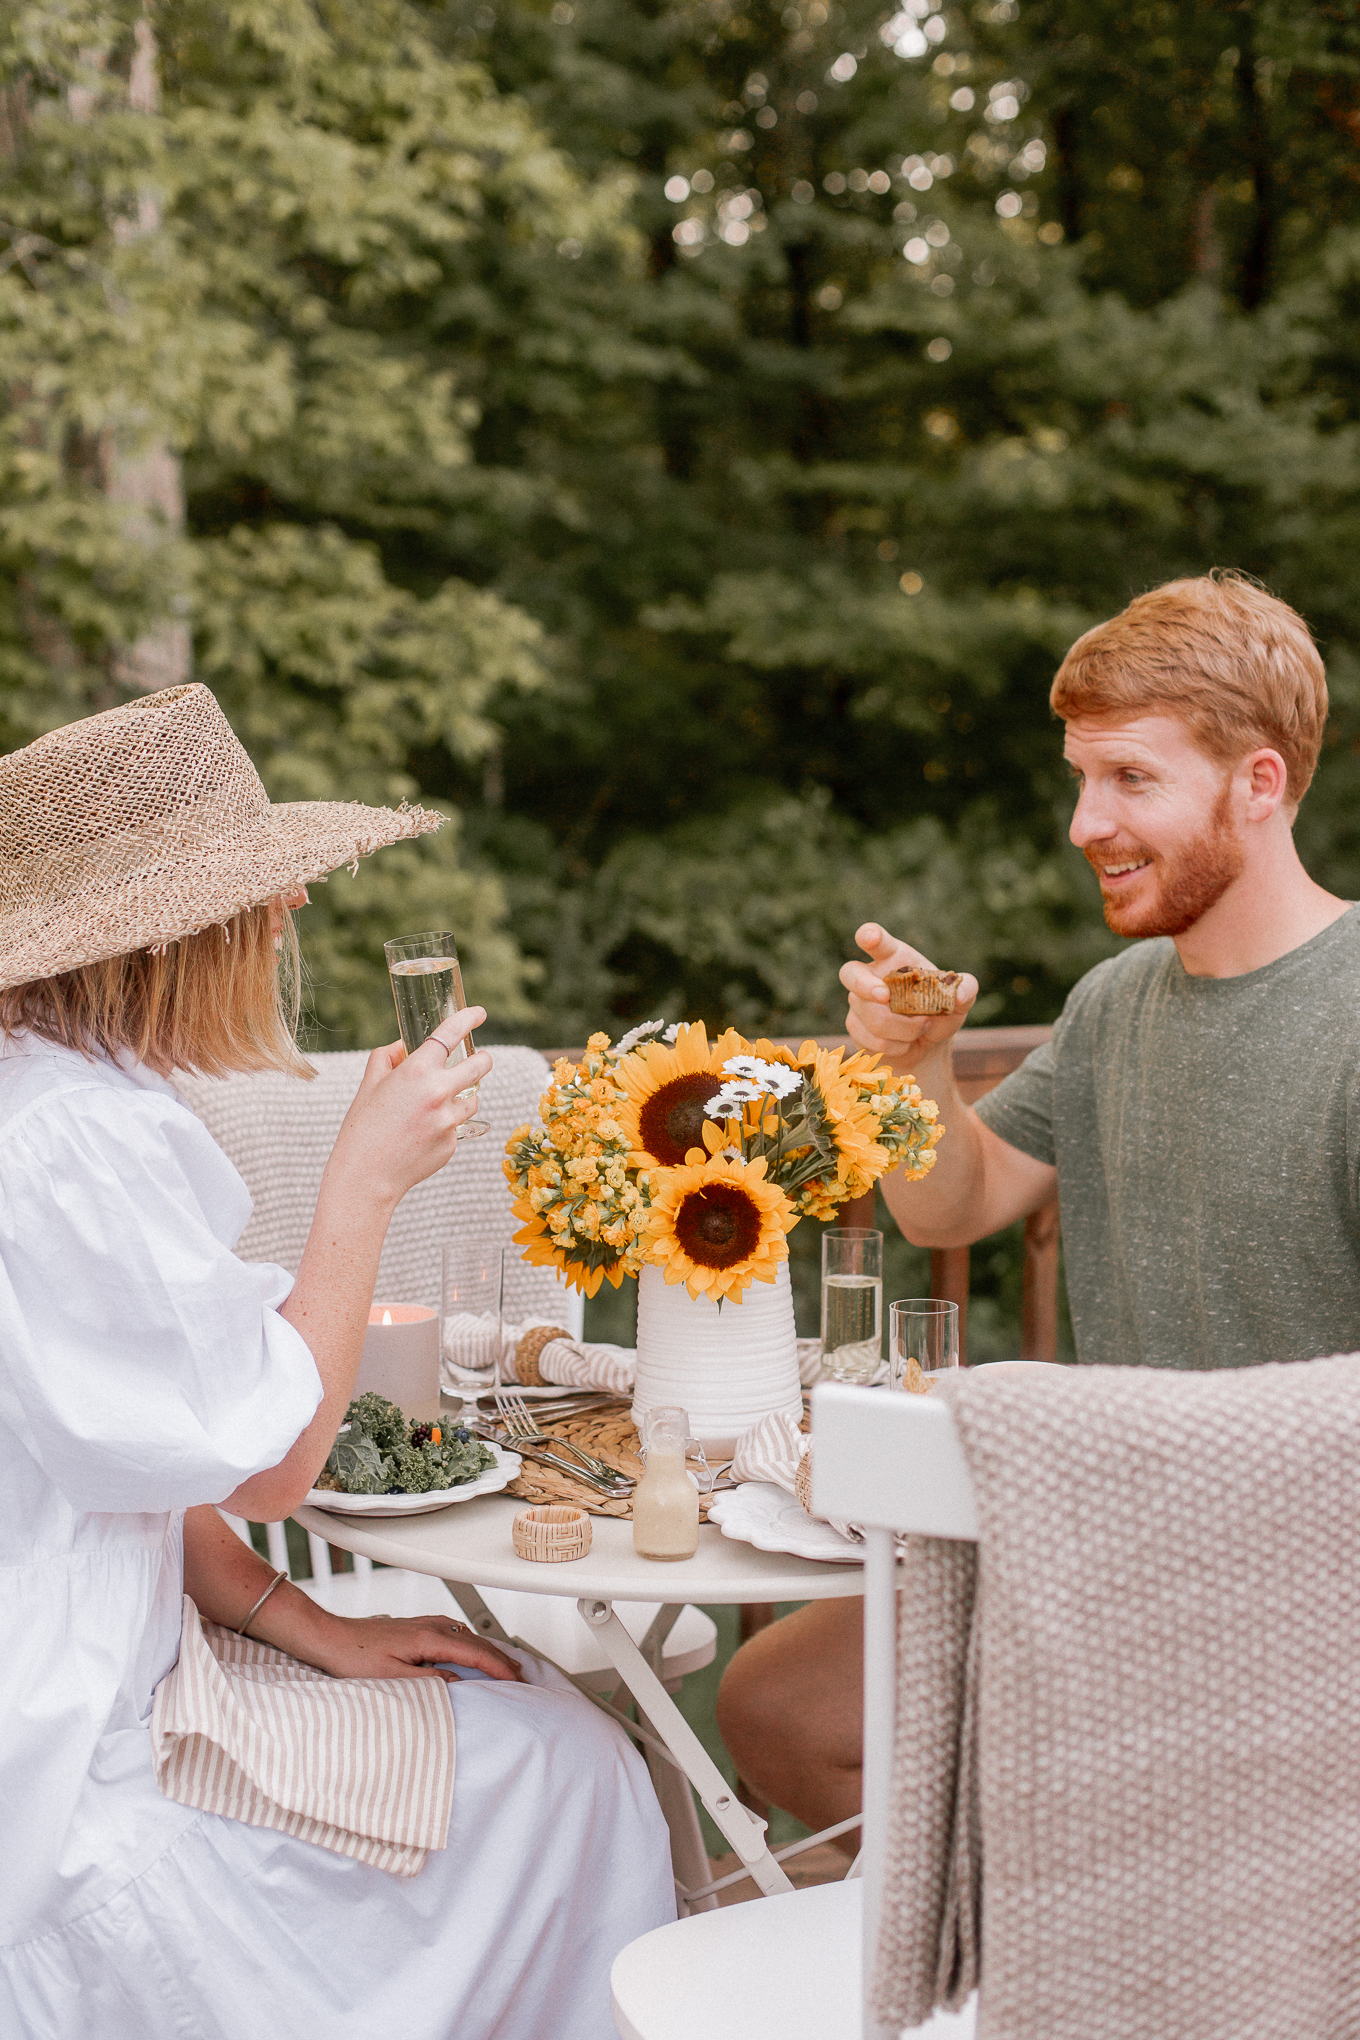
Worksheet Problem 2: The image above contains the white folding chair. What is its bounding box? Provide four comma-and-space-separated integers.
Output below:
609, 1383, 979, 2040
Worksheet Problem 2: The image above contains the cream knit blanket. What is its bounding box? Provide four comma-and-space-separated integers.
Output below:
871, 1356, 1360, 2038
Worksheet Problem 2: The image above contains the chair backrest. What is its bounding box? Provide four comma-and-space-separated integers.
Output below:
812, 1383, 978, 2040
175, 1044, 583, 1335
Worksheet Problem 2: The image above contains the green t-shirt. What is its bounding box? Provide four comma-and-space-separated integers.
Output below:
974, 907, 1360, 1369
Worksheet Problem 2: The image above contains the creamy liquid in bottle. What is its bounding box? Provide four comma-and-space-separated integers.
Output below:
633, 1409, 700, 1561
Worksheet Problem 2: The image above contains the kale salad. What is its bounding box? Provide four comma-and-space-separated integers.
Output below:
316, 1392, 496, 1497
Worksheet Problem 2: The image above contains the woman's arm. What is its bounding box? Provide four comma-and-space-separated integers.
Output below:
221, 1008, 492, 1521
183, 1505, 524, 1681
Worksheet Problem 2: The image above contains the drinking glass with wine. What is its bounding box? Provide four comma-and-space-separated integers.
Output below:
383, 930, 488, 1139
821, 1227, 883, 1383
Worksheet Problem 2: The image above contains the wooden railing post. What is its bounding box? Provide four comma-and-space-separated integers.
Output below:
1020, 1199, 1061, 1364
929, 1246, 972, 1366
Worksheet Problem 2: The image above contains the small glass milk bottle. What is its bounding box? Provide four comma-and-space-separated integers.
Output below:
632, 1407, 705, 1561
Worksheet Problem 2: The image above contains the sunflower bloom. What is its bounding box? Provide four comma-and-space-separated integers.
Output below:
799, 1040, 894, 1189
613, 1021, 747, 1168
642, 1151, 795, 1303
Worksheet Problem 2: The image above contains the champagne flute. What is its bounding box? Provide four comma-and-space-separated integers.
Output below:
383, 930, 488, 1138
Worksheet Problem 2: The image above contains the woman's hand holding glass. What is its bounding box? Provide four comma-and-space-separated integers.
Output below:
327, 1006, 493, 1214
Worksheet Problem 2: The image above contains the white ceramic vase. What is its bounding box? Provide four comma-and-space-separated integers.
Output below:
632, 1261, 803, 1457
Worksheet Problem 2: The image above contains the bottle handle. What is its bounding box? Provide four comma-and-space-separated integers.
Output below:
685, 1436, 713, 1495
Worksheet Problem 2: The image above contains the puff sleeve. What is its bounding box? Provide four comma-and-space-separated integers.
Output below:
0, 1079, 322, 1512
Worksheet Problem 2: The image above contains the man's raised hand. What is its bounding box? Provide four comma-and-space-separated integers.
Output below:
839, 923, 978, 1062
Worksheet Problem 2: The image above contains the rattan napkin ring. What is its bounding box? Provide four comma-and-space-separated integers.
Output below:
795, 1446, 814, 1516
512, 1504, 592, 1562
515, 1324, 571, 1387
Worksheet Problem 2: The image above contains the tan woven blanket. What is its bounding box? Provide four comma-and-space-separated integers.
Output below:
871, 1356, 1360, 2038
151, 1598, 456, 1875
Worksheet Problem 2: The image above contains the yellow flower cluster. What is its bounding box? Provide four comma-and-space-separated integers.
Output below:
504, 1022, 944, 1302
503, 1033, 654, 1297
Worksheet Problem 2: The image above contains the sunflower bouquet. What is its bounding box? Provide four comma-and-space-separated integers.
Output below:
504, 1021, 942, 1303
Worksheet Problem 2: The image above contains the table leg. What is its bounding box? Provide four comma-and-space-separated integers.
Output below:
440, 1579, 515, 1645
578, 1597, 795, 1898
643, 1740, 718, 1915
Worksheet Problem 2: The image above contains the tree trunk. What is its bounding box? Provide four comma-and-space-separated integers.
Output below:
77, 10, 191, 694
1235, 19, 1274, 310
1051, 104, 1083, 245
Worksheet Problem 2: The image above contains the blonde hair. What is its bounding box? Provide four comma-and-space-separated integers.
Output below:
0, 900, 312, 1080
1050, 573, 1328, 805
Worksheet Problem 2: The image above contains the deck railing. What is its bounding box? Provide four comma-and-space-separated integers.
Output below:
542, 1025, 1057, 1366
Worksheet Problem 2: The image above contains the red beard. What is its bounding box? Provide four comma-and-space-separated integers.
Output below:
1086, 781, 1244, 939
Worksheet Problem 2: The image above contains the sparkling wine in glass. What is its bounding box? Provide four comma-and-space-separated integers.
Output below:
383, 930, 488, 1139
821, 1228, 883, 1383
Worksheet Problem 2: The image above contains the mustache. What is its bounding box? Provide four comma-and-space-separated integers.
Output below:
1084, 842, 1154, 874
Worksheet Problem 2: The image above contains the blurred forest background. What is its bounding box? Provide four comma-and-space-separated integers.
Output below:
3, 0, 1359, 1347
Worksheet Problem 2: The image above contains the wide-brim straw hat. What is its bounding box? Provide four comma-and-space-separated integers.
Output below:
0, 684, 441, 992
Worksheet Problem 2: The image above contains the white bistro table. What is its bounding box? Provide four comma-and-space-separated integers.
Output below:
295, 1494, 863, 1911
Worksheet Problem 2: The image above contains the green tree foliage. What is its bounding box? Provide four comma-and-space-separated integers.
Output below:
436, 0, 1360, 1034
3, 0, 1359, 1065
0, 0, 571, 1039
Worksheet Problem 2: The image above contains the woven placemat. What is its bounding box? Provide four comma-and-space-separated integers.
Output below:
504, 1403, 720, 1521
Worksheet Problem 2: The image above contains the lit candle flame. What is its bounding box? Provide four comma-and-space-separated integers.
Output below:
382, 1309, 392, 1326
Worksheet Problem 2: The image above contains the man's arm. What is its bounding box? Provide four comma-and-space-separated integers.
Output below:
841, 923, 1057, 1246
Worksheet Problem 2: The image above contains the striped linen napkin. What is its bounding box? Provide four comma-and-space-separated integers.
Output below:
151, 1598, 456, 1875
729, 1407, 861, 1541
444, 1315, 828, 1397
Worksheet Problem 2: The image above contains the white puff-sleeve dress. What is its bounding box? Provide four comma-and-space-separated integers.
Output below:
0, 1037, 673, 2040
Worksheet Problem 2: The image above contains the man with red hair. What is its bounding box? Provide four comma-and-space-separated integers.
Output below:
718, 572, 1356, 1838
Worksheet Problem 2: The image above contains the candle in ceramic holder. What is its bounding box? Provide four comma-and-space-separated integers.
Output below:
356, 1304, 440, 1421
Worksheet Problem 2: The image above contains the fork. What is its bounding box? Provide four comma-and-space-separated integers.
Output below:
502, 1438, 637, 1499
492, 1386, 634, 1491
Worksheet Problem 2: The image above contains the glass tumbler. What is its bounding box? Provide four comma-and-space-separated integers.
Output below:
383, 929, 487, 1137
889, 1298, 960, 1393
440, 1244, 505, 1388
820, 1228, 883, 1383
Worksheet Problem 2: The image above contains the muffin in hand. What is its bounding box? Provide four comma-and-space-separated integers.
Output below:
884, 967, 963, 1016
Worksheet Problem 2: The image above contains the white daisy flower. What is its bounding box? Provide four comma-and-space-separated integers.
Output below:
704, 1080, 765, 1118
614, 1019, 667, 1055
721, 1055, 804, 1099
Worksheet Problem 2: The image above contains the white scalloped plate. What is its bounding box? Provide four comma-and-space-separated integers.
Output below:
303, 1444, 522, 1519
706, 1481, 863, 1564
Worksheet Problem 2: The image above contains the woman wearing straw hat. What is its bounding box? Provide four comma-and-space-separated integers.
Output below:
0, 686, 673, 2039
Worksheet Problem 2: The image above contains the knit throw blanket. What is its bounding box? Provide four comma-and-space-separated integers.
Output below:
871, 1356, 1360, 2039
